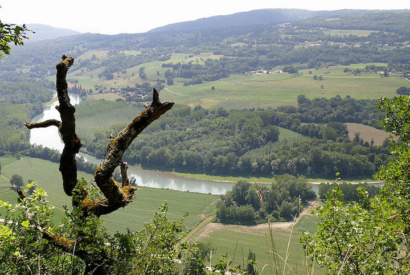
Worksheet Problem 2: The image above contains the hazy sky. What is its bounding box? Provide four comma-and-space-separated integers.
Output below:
1, 0, 408, 35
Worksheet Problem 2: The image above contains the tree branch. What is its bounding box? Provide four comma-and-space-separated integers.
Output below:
55, 55, 82, 196
25, 119, 61, 129
26, 56, 173, 217
90, 89, 174, 216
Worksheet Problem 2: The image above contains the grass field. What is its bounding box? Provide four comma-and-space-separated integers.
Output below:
189, 214, 321, 274
324, 29, 377, 37
0, 157, 219, 233
75, 100, 145, 141
67, 50, 406, 110
163, 69, 402, 109
0, 156, 322, 272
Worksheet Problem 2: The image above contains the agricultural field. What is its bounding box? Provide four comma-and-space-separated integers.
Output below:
345, 123, 390, 145
0, 157, 219, 233
0, 156, 323, 272
323, 29, 377, 37
74, 100, 145, 141
67, 52, 406, 110
188, 206, 322, 274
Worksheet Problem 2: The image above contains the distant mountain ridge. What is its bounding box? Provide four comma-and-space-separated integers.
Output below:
25, 9, 407, 40
147, 9, 391, 33
25, 24, 81, 42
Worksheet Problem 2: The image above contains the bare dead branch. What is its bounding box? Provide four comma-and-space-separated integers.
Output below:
26, 56, 173, 217
91, 88, 174, 215
55, 56, 82, 196
120, 161, 130, 187
25, 119, 61, 129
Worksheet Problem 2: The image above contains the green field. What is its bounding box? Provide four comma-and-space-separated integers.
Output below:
324, 29, 377, 37
0, 157, 218, 233
0, 156, 322, 272
75, 100, 145, 141
190, 214, 321, 274
67, 51, 406, 110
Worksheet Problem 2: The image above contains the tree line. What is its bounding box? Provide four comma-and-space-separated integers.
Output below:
318, 182, 380, 202
76, 96, 390, 179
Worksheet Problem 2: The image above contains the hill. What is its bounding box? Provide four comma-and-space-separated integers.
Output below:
148, 9, 389, 33
25, 24, 81, 42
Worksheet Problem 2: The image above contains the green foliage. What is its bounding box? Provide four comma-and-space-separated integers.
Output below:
246, 249, 257, 275
282, 66, 298, 74
318, 182, 380, 202
0, 79, 54, 156
301, 96, 410, 273
183, 242, 213, 274
301, 186, 407, 274
0, 103, 31, 154
396, 86, 410, 95
76, 98, 389, 179
0, 20, 31, 58
9, 174, 24, 190
109, 202, 188, 274
0, 179, 193, 274
0, 182, 83, 274
0, 81, 53, 104
216, 175, 316, 224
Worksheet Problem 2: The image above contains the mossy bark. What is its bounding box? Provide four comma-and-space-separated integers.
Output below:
25, 56, 174, 216
23, 55, 174, 274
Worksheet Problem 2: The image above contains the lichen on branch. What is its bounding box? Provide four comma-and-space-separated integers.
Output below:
25, 55, 174, 217
93, 88, 174, 215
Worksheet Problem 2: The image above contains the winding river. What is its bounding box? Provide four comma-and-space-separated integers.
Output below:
35, 95, 388, 195
29, 94, 234, 195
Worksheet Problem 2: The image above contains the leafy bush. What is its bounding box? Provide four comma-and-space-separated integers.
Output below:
0, 180, 190, 274
301, 96, 410, 273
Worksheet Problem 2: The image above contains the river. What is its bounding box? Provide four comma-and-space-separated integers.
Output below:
29, 94, 234, 195
32, 94, 389, 196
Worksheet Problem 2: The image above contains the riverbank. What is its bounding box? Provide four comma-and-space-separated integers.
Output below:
173, 172, 274, 184
173, 171, 381, 185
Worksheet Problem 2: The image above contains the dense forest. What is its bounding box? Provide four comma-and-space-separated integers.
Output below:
0, 10, 406, 177
72, 96, 390, 179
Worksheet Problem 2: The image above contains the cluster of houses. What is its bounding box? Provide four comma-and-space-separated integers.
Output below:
246, 69, 282, 75
94, 85, 149, 101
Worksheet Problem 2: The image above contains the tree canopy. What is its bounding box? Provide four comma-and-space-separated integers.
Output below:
301, 95, 410, 273
0, 10, 31, 58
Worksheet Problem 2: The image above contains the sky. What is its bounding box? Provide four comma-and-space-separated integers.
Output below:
1, 0, 408, 35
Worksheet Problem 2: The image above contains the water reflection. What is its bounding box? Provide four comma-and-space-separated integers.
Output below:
30, 94, 383, 196
127, 166, 233, 195
29, 94, 385, 196
30, 94, 81, 151
29, 95, 232, 195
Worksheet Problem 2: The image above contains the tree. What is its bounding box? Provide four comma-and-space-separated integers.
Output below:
166, 76, 174, 85
282, 66, 298, 74
10, 174, 24, 190
0, 9, 31, 58
396, 86, 410, 95
10, 56, 176, 273
231, 180, 251, 205
320, 126, 337, 140
301, 95, 410, 273
184, 242, 213, 274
